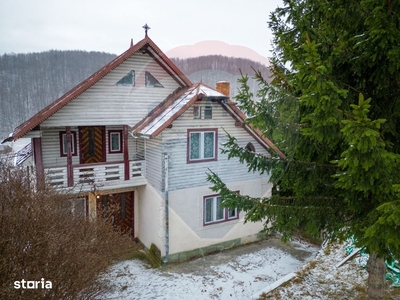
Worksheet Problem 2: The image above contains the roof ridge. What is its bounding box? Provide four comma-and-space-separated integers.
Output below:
131, 86, 190, 133
5, 36, 194, 142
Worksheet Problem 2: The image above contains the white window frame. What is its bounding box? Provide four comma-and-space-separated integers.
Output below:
204, 194, 238, 225
60, 131, 77, 156
109, 131, 122, 153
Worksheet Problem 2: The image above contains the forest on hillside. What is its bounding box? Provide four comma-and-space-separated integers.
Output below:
171, 55, 270, 77
0, 51, 270, 139
0, 50, 117, 139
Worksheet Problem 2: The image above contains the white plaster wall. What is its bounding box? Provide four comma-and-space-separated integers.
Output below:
167, 178, 273, 254
137, 184, 165, 255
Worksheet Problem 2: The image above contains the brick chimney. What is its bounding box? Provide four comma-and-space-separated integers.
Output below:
216, 81, 230, 97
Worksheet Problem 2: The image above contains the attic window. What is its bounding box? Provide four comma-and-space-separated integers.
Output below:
245, 142, 255, 152
204, 105, 212, 119
193, 106, 212, 119
116, 70, 135, 86
193, 106, 201, 119
145, 71, 163, 88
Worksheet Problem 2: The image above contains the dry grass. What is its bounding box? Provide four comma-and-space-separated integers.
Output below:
0, 162, 133, 299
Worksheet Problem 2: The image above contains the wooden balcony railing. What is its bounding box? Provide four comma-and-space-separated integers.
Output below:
45, 160, 146, 191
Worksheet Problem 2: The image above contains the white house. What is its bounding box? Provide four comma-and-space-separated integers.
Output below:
2, 29, 285, 262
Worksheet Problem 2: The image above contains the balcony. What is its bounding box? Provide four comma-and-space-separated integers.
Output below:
45, 160, 147, 192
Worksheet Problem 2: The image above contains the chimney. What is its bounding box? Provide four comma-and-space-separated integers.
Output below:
216, 81, 230, 98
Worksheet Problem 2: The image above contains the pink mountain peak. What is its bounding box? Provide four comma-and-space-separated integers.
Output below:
166, 40, 270, 67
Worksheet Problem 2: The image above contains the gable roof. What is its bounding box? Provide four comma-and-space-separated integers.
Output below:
2, 35, 192, 143
132, 82, 227, 138
132, 82, 286, 159
2, 34, 285, 159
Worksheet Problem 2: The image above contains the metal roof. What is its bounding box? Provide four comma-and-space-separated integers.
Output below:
132, 83, 227, 137
14, 142, 32, 166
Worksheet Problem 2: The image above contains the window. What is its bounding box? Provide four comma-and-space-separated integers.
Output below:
116, 70, 135, 86
59, 131, 77, 157
108, 130, 122, 153
193, 105, 212, 119
204, 105, 212, 119
204, 195, 238, 225
193, 106, 201, 119
61, 198, 86, 217
245, 142, 255, 152
187, 129, 217, 163
145, 71, 163, 87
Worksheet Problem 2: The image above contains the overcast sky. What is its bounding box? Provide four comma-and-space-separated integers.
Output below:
0, 0, 283, 59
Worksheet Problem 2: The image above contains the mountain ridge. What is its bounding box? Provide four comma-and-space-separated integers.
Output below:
0, 50, 269, 139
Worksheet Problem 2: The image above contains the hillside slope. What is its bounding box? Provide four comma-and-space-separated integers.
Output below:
0, 52, 270, 139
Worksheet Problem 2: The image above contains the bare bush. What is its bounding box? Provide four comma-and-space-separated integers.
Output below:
0, 160, 133, 299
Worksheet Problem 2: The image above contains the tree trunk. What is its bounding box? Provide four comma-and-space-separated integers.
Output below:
366, 252, 386, 300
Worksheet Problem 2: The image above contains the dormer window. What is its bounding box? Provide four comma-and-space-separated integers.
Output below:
116, 70, 135, 86
145, 71, 163, 87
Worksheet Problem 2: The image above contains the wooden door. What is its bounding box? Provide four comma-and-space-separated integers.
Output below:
98, 192, 134, 235
79, 126, 105, 164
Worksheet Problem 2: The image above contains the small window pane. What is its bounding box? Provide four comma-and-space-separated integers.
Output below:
145, 71, 164, 87
228, 208, 237, 219
193, 106, 201, 119
205, 198, 213, 223
62, 133, 75, 155
245, 142, 255, 152
110, 132, 121, 152
190, 133, 200, 159
62, 134, 68, 155
116, 70, 135, 86
203, 132, 214, 158
216, 197, 224, 220
204, 106, 212, 119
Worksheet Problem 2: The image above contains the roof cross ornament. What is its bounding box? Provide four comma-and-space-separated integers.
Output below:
143, 23, 151, 37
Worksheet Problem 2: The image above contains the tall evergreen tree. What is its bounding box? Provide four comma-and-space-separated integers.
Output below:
207, 1, 400, 298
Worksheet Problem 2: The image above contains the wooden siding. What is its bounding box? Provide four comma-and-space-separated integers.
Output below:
160, 100, 271, 191
41, 53, 180, 128
145, 137, 163, 191
41, 126, 145, 168
130, 136, 145, 161
42, 127, 80, 168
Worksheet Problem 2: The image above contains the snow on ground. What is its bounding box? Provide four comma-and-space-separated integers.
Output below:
260, 240, 400, 300
260, 241, 369, 299
100, 238, 400, 300
100, 239, 319, 300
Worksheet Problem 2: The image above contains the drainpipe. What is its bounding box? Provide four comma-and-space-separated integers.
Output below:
163, 153, 169, 263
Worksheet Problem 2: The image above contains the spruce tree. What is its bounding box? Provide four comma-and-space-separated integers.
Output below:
207, 1, 400, 298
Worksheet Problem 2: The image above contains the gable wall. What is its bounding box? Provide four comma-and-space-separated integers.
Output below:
41, 53, 181, 128
161, 100, 271, 191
